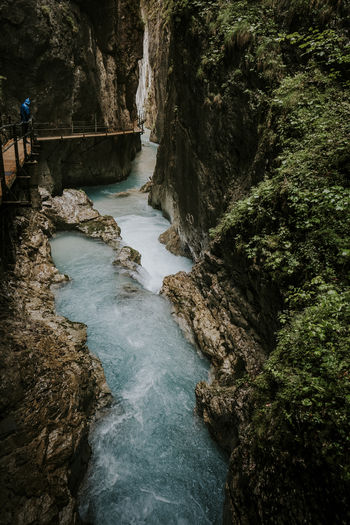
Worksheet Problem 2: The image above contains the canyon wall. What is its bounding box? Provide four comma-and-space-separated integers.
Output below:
138, 0, 170, 143
149, 2, 266, 258
0, 205, 113, 524
0, 0, 143, 190
151, 0, 350, 523
0, 1, 144, 522
37, 133, 140, 195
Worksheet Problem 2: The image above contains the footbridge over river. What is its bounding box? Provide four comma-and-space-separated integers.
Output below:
0, 117, 143, 207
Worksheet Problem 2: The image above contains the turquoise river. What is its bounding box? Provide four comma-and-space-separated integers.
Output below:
50, 133, 227, 525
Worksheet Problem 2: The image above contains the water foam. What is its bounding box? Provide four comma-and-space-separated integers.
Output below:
51, 134, 227, 525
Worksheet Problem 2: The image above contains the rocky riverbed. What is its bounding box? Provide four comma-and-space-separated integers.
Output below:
0, 188, 141, 524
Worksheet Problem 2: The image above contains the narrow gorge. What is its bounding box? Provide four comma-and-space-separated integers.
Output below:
0, 1, 349, 524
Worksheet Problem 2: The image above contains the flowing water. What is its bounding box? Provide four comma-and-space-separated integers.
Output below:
50, 133, 227, 524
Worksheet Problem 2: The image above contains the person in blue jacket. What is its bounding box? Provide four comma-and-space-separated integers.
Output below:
20, 97, 31, 142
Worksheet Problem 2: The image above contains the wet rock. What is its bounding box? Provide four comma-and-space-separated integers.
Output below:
0, 208, 112, 525
158, 225, 188, 257
110, 188, 142, 198
139, 179, 153, 193
161, 271, 227, 363
110, 191, 131, 198
77, 215, 121, 249
40, 187, 122, 249
41, 188, 99, 226
121, 283, 142, 295
113, 245, 142, 271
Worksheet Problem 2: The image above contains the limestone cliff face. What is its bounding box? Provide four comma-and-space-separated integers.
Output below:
0, 1, 145, 522
0, 0, 142, 125
0, 207, 112, 524
149, 12, 264, 258
140, 0, 170, 143
0, 0, 143, 190
151, 1, 349, 523
161, 246, 284, 523
161, 231, 282, 460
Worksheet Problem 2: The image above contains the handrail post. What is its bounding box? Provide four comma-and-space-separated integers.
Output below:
23, 133, 28, 161
13, 125, 20, 171
22, 123, 29, 162
30, 119, 35, 151
0, 145, 6, 197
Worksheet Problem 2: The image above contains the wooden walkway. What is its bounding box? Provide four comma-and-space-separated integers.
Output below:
0, 139, 31, 205
36, 128, 142, 142
0, 120, 143, 207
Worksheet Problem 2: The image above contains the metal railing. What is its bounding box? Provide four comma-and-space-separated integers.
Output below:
34, 121, 114, 137
0, 117, 35, 198
34, 112, 145, 138
0, 111, 146, 201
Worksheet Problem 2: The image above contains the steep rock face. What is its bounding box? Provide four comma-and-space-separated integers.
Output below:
0, 209, 111, 524
158, 224, 188, 256
149, 12, 264, 257
38, 134, 141, 195
138, 0, 170, 143
152, 1, 349, 523
0, 0, 142, 125
161, 240, 281, 448
0, 187, 145, 523
0, 0, 143, 189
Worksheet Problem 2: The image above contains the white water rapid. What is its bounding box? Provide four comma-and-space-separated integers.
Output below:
50, 133, 227, 524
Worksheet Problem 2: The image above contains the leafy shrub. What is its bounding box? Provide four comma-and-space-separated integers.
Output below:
166, 0, 350, 500
213, 72, 350, 288
201, 0, 350, 493
254, 286, 350, 479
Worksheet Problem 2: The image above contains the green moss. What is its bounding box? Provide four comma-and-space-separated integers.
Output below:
59, 2, 79, 34
164, 0, 350, 497
254, 286, 350, 479
40, 5, 50, 19
66, 15, 78, 34
213, 71, 350, 289
164, 0, 350, 499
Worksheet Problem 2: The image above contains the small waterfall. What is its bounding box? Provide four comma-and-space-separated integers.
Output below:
136, 12, 152, 117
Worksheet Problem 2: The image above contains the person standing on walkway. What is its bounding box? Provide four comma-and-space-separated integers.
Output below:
20, 97, 31, 142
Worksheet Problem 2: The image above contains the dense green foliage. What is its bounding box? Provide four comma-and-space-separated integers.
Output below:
255, 286, 350, 477
216, 72, 350, 289
167, 0, 350, 494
